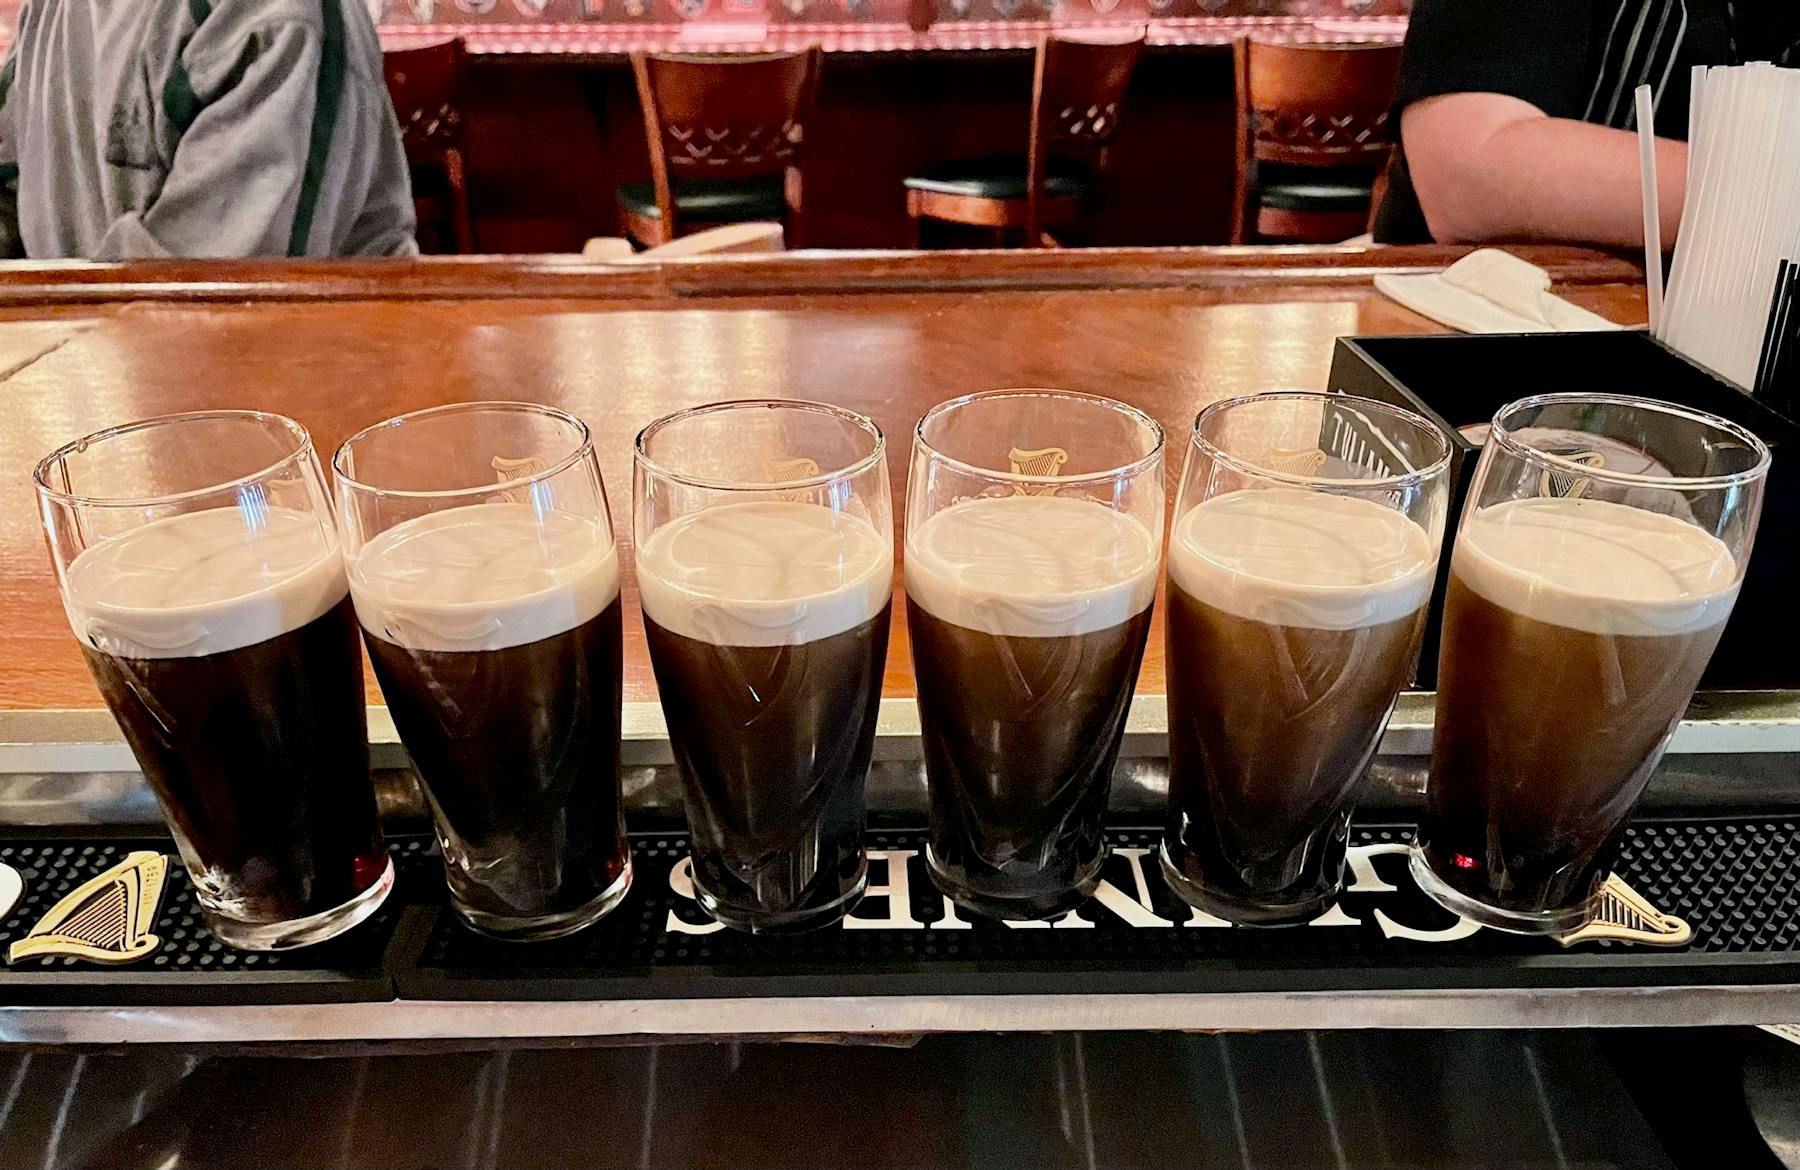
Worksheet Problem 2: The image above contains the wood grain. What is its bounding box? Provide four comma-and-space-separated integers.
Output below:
0, 245, 1643, 304
0, 248, 1647, 712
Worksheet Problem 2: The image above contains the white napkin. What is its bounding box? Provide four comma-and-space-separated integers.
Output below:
580, 223, 785, 262
1374, 249, 1624, 333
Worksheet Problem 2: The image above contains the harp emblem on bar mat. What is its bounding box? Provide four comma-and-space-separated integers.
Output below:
1554, 874, 1693, 948
1008, 446, 1068, 494
8, 852, 167, 965
1538, 449, 1606, 501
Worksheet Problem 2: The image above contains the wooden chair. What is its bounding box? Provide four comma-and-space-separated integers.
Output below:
1231, 38, 1402, 244
904, 32, 1144, 249
383, 39, 475, 254
619, 50, 822, 249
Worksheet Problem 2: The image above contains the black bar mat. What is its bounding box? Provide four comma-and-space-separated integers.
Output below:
396, 818, 1800, 1002
0, 837, 438, 1007
4, 818, 1797, 1008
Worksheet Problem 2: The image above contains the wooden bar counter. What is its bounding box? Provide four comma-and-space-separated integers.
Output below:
14, 247, 1800, 1052
0, 245, 1647, 721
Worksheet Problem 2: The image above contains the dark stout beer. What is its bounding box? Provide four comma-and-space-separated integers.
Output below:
67, 507, 390, 944
1161, 489, 1433, 923
644, 611, 890, 928
1420, 497, 1736, 923
351, 503, 630, 939
905, 494, 1159, 919
638, 500, 893, 933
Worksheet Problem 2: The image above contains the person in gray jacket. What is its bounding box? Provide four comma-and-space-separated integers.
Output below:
0, 0, 417, 259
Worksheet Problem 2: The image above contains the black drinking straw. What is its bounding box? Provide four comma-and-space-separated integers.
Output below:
1762, 266, 1800, 412
1755, 259, 1795, 398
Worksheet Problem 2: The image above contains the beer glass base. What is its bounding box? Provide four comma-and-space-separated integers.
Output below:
204, 856, 397, 952
696, 860, 870, 935
1408, 846, 1597, 936
925, 848, 1104, 921
453, 862, 635, 943
1157, 846, 1336, 927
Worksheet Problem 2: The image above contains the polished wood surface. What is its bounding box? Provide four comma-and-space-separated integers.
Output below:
0, 247, 1647, 712
0, 244, 1641, 303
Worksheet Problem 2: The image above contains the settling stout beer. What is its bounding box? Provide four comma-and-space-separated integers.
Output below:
638, 499, 892, 933
1162, 488, 1434, 923
66, 506, 390, 941
1420, 496, 1737, 921
906, 493, 1159, 919
349, 502, 631, 939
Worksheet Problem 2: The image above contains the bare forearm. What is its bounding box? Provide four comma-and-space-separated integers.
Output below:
1405, 95, 1687, 250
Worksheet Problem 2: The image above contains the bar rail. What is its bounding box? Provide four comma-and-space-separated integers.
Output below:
4, 986, 1798, 1046
0, 246, 1646, 305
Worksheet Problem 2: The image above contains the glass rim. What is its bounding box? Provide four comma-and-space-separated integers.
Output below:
1190, 391, 1453, 490
913, 387, 1165, 486
332, 400, 595, 500
1489, 392, 1773, 490
32, 409, 316, 509
633, 398, 886, 492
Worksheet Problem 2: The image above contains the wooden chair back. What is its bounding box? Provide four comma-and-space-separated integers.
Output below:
383, 39, 474, 253
1026, 32, 1144, 244
1232, 38, 1401, 242
631, 49, 823, 244
1236, 39, 1401, 168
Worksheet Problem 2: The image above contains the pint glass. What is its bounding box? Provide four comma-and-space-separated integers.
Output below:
634, 400, 893, 934
1414, 393, 1769, 933
35, 411, 393, 951
1159, 392, 1450, 925
907, 389, 1164, 920
335, 402, 631, 941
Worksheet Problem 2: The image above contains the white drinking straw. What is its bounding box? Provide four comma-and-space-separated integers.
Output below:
1636, 84, 1664, 334
1687, 64, 1706, 195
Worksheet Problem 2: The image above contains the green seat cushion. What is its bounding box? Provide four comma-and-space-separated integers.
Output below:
615, 176, 784, 223
903, 154, 1092, 201
1257, 164, 1375, 213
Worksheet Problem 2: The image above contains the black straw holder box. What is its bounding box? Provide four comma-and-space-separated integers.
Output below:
1326, 331, 1800, 691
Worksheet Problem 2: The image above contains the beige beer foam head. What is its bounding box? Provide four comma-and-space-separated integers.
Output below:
349, 502, 620, 653
635, 500, 892, 647
1168, 488, 1436, 631
904, 494, 1160, 638
63, 505, 347, 659
1454, 496, 1739, 637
